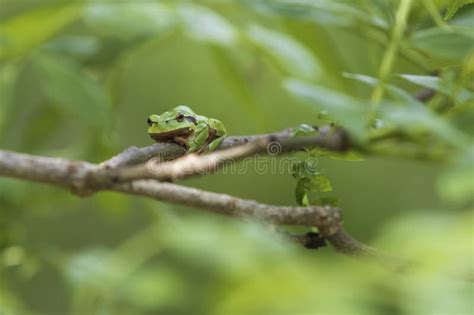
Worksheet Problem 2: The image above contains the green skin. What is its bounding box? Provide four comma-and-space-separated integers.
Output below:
147, 105, 227, 153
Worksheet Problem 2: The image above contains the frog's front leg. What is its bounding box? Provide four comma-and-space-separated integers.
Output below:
173, 136, 188, 147
188, 124, 210, 153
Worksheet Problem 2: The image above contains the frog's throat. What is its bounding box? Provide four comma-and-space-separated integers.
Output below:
149, 127, 194, 142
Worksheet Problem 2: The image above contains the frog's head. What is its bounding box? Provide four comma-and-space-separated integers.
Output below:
147, 105, 197, 141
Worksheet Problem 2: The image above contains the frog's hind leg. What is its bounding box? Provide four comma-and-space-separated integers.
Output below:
207, 137, 224, 152
198, 130, 225, 153
206, 119, 227, 152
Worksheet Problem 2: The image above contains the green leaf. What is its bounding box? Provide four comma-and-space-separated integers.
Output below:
343, 72, 425, 107
379, 104, 469, 148
246, 24, 322, 79
285, 79, 368, 139
292, 160, 317, 180
311, 174, 333, 193
410, 26, 474, 60
445, 0, 474, 20
82, 2, 175, 39
178, 4, 237, 46
399, 74, 439, 90
0, 4, 82, 59
447, 4, 474, 26
32, 54, 109, 127
295, 178, 311, 206
43, 35, 100, 56
312, 148, 365, 161
243, 0, 388, 29
399, 74, 474, 103
293, 157, 333, 206
295, 173, 334, 207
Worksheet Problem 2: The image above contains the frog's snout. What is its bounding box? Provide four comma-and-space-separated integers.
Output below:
147, 114, 160, 126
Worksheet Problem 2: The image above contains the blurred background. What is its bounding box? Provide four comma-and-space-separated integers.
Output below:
0, 1, 473, 314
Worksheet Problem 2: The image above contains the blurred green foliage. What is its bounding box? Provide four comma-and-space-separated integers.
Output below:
0, 0, 473, 314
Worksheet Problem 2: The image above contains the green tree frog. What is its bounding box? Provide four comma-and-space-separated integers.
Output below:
147, 105, 227, 153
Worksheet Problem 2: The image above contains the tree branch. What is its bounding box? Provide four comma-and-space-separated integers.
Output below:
113, 180, 341, 234
99, 126, 348, 170
0, 148, 402, 268
0, 149, 340, 234
100, 143, 187, 169
101, 128, 348, 183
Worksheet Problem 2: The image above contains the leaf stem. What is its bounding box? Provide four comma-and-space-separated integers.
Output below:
422, 0, 448, 28
370, 0, 413, 120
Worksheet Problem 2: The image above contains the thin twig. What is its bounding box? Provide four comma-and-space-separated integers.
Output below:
326, 229, 409, 271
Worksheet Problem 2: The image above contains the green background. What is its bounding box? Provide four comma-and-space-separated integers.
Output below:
1, 1, 472, 314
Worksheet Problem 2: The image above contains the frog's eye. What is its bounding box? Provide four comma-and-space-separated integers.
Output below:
176, 113, 185, 122
147, 118, 153, 126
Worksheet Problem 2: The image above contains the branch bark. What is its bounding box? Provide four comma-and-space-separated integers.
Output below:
100, 143, 187, 168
